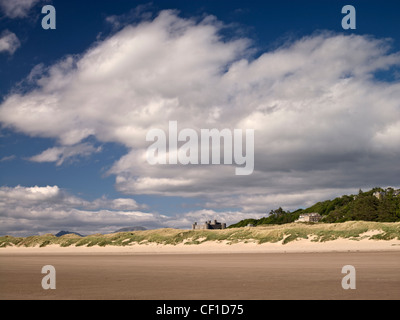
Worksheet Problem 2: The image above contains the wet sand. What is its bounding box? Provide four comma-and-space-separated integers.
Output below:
1, 251, 399, 300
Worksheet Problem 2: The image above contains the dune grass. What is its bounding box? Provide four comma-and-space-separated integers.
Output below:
1, 221, 399, 248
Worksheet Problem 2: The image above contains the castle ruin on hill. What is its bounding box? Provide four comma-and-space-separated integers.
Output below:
192, 220, 226, 230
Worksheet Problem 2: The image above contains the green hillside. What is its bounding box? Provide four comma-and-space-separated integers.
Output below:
229, 187, 400, 228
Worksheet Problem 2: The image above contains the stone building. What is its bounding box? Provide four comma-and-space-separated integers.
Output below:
295, 213, 322, 223
373, 188, 400, 200
192, 220, 226, 230
373, 191, 384, 200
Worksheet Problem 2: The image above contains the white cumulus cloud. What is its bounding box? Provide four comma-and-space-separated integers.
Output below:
28, 143, 102, 166
0, 30, 20, 54
0, 0, 40, 18
0, 10, 400, 221
0, 185, 155, 236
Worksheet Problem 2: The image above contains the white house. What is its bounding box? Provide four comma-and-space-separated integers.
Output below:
295, 213, 322, 223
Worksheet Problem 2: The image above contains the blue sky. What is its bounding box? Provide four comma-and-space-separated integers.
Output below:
1, 0, 400, 236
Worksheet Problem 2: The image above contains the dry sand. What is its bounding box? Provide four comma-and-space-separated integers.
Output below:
1, 239, 399, 300
1, 236, 400, 254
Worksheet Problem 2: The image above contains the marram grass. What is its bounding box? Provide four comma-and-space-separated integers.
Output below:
1, 221, 399, 248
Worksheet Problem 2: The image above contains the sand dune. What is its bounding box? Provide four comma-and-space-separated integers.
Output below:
1, 221, 400, 255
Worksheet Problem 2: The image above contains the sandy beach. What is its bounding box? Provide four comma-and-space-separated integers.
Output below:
1, 234, 400, 254
1, 239, 400, 300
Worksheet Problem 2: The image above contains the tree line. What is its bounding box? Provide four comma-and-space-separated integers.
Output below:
229, 187, 400, 228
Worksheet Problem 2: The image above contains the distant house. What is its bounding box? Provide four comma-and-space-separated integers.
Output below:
192, 220, 226, 230
373, 188, 400, 200
295, 213, 322, 223
373, 191, 384, 200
